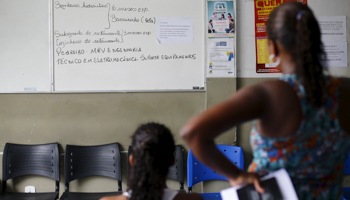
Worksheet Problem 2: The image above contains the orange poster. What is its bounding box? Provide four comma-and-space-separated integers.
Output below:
255, 0, 307, 73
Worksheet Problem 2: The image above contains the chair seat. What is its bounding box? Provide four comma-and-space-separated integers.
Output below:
343, 187, 350, 200
60, 191, 123, 200
0, 192, 58, 200
199, 193, 222, 200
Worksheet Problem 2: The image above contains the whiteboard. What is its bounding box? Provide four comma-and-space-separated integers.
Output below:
0, 0, 52, 92
53, 0, 205, 92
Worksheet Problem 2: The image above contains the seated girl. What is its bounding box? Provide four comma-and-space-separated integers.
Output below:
100, 123, 202, 200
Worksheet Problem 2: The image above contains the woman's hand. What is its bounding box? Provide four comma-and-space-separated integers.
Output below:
229, 171, 265, 193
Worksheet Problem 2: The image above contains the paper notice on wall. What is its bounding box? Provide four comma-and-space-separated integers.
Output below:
156, 17, 193, 44
207, 38, 235, 77
318, 16, 346, 42
323, 41, 348, 67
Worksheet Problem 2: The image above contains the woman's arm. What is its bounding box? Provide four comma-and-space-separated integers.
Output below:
180, 84, 269, 192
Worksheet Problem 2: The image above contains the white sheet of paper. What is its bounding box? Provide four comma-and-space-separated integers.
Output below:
207, 38, 235, 77
156, 17, 193, 44
324, 41, 348, 67
220, 168, 298, 200
318, 16, 346, 42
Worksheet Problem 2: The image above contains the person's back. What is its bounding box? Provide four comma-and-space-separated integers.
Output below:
100, 123, 202, 200
249, 74, 350, 199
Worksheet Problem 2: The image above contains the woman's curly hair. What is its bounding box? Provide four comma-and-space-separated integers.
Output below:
128, 122, 175, 200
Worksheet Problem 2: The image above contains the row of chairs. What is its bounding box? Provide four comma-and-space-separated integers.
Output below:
1, 143, 122, 200
0, 143, 244, 200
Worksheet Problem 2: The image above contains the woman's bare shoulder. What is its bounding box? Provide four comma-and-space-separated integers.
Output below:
233, 79, 288, 98
240, 79, 297, 100
239, 79, 294, 92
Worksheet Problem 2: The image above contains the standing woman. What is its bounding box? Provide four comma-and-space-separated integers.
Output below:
180, 2, 350, 199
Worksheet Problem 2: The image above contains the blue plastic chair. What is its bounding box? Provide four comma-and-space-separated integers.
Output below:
343, 151, 350, 200
187, 145, 244, 200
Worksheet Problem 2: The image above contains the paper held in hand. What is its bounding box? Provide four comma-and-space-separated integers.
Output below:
220, 168, 298, 200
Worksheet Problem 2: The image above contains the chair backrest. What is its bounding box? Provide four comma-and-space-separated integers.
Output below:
127, 145, 185, 189
187, 145, 244, 188
167, 145, 185, 189
344, 151, 350, 175
2, 143, 60, 192
64, 143, 122, 192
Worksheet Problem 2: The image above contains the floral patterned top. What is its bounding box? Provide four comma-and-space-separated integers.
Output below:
248, 74, 350, 200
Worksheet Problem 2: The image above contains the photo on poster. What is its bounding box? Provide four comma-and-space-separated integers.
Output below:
207, 1, 235, 38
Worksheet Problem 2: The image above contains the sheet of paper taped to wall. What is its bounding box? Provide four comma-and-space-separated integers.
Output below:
156, 17, 194, 44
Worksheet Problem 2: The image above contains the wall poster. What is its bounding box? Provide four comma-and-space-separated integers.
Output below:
255, 0, 307, 73
207, 1, 236, 77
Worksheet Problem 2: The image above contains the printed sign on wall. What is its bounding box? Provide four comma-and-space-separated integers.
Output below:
254, 0, 307, 73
